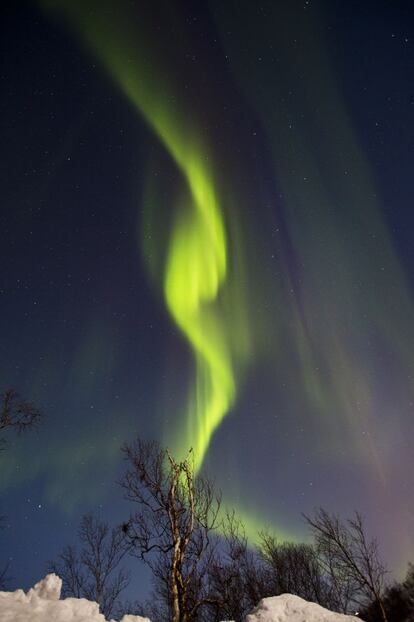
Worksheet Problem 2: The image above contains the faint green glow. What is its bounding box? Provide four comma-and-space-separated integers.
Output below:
211, 0, 414, 474
0, 426, 125, 512
221, 503, 300, 546
208, 2, 414, 572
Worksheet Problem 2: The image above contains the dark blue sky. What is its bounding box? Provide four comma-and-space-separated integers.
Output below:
1, 0, 413, 601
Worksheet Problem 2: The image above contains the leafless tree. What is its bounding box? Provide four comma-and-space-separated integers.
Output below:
207, 517, 342, 622
0, 389, 42, 450
120, 439, 222, 622
206, 512, 267, 622
0, 389, 42, 585
304, 508, 389, 620
361, 570, 414, 622
258, 533, 334, 609
405, 564, 414, 616
49, 514, 129, 619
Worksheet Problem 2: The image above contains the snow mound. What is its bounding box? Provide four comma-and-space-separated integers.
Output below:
245, 595, 363, 622
0, 576, 365, 622
0, 574, 150, 622
28, 573, 62, 600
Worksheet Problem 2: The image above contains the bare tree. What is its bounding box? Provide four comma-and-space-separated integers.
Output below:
49, 514, 129, 619
0, 389, 42, 586
120, 439, 222, 622
404, 563, 414, 614
304, 508, 389, 620
0, 389, 42, 450
259, 533, 334, 609
206, 512, 267, 622
361, 562, 414, 622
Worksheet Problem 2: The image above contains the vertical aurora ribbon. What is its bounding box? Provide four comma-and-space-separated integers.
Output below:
41, 0, 253, 474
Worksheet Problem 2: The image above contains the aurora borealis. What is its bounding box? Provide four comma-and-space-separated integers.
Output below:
1, 0, 414, 599
38, 0, 260, 480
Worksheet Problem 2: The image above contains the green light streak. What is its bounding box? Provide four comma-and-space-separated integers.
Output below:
40, 0, 250, 474
38, 0, 296, 544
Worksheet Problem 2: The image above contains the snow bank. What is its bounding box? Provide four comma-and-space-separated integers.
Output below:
0, 576, 365, 622
245, 595, 363, 622
0, 574, 149, 622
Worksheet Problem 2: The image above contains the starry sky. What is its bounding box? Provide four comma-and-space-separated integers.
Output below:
1, 0, 414, 600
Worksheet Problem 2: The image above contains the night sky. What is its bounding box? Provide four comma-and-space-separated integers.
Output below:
1, 0, 414, 601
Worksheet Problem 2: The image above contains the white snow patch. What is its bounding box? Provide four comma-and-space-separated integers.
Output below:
0, 574, 149, 622
245, 595, 363, 622
0, 576, 365, 622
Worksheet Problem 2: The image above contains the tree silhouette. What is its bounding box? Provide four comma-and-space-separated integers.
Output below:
120, 439, 222, 622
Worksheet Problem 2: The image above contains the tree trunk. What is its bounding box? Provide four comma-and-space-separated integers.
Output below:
171, 570, 181, 622
378, 597, 388, 622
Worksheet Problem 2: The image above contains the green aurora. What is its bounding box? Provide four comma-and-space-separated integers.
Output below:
39, 0, 281, 541
31, 0, 414, 559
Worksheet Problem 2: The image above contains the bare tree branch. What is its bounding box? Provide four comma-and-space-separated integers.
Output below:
120, 439, 222, 622
0, 389, 42, 440
49, 514, 129, 619
304, 508, 389, 620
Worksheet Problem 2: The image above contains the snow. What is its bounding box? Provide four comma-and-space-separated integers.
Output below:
0, 576, 364, 622
0, 574, 149, 622
245, 595, 363, 622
